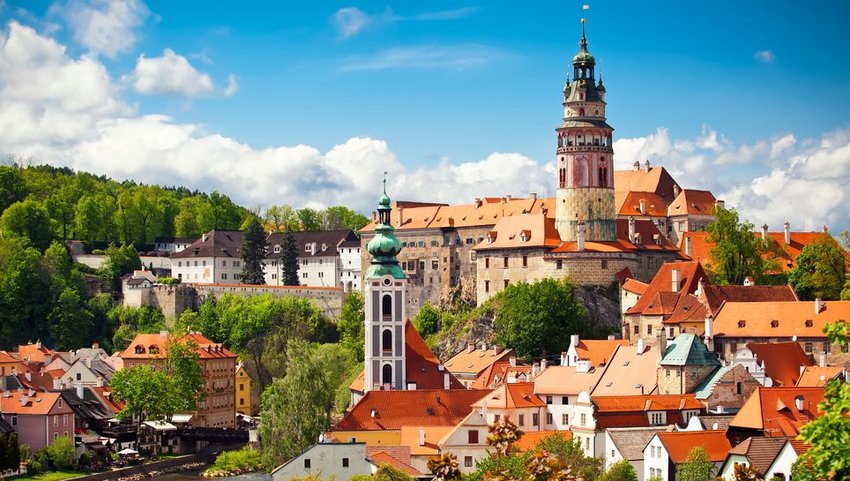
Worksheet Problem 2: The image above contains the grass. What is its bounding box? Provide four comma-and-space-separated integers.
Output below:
12, 471, 85, 481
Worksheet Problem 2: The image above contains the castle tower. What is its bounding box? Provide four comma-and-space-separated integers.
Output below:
555, 19, 616, 242
363, 179, 407, 392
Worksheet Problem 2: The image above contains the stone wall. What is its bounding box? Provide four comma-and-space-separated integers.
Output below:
195, 284, 344, 320
657, 364, 717, 395
555, 187, 616, 242
701, 364, 760, 411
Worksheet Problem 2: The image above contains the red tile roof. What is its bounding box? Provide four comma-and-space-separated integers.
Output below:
699, 283, 798, 316
514, 430, 571, 453
622, 278, 648, 295
0, 390, 64, 415
657, 430, 731, 463
575, 339, 628, 367
625, 262, 707, 316
471, 382, 545, 409
614, 166, 680, 206
16, 343, 54, 364
667, 189, 717, 217
730, 386, 825, 437
663, 294, 707, 325
474, 214, 561, 251
368, 451, 422, 476
617, 191, 669, 217
593, 394, 704, 413
746, 342, 813, 387
119, 332, 236, 360
712, 301, 849, 341
332, 389, 490, 431
796, 366, 844, 387
444, 346, 514, 377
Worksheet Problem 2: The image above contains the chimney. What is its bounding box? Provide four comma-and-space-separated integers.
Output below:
540, 359, 548, 372
644, 159, 651, 172
823, 225, 829, 234
819, 351, 826, 368
467, 342, 475, 353
639, 199, 647, 215
418, 427, 426, 446
569, 334, 580, 351
494, 345, 504, 355
530, 192, 537, 201
505, 194, 512, 201
743, 276, 755, 287
92, 342, 99, 350
475, 198, 482, 208
628, 217, 636, 243
673, 184, 680, 198
761, 224, 769, 242
633, 160, 640, 172
509, 356, 517, 367
76, 384, 84, 399
575, 359, 591, 374
815, 298, 824, 314
671, 268, 681, 292
443, 373, 450, 390
531, 362, 539, 378
656, 332, 668, 364
397, 205, 404, 226
784, 221, 791, 245
481, 342, 487, 352
636, 338, 646, 355
577, 221, 586, 252
704, 315, 713, 350
202, 233, 208, 243
714, 199, 725, 210
795, 395, 805, 412
608, 334, 616, 341
685, 235, 692, 257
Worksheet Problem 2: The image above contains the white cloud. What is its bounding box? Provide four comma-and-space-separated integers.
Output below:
132, 49, 215, 97
754, 49, 775, 64
333, 7, 369, 38
223, 73, 238, 97
339, 44, 509, 71
58, 0, 150, 58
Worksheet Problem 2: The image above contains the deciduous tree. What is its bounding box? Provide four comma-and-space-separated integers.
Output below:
788, 237, 846, 300
338, 291, 365, 361
1, 199, 54, 251
705, 207, 778, 285
677, 446, 714, 481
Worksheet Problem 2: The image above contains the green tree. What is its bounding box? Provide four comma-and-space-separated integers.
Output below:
44, 181, 79, 240
100, 243, 142, 291
44, 436, 75, 469
599, 460, 638, 481
492, 278, 587, 360
677, 446, 714, 481
280, 228, 299, 286
1, 199, 54, 250
705, 207, 778, 285
259, 340, 335, 466
0, 165, 25, 213
48, 288, 94, 350
533, 432, 602, 481
324, 206, 369, 231
0, 236, 51, 348
296, 208, 323, 231
795, 320, 850, 481
111, 365, 179, 427
263, 204, 299, 233
164, 337, 206, 413
413, 303, 441, 337
428, 453, 461, 481
789, 238, 847, 300
6, 433, 20, 471
240, 217, 267, 284
338, 291, 365, 361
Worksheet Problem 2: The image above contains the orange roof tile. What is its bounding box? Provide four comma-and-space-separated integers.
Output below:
471, 382, 545, 409
575, 340, 628, 367
119, 332, 236, 360
592, 344, 660, 397
91, 386, 124, 413
333, 389, 490, 431
622, 279, 648, 295
614, 167, 680, 207
617, 191, 669, 217
713, 301, 850, 341
593, 394, 704, 413
514, 430, 571, 453
729, 386, 825, 437
474, 214, 561, 251
625, 262, 707, 316
0, 390, 64, 415
699, 283, 799, 316
368, 451, 422, 476
16, 342, 54, 364
657, 430, 731, 463
444, 346, 514, 377
667, 189, 717, 217
746, 342, 813, 387
533, 366, 604, 396
663, 294, 707, 325
796, 366, 844, 387
0, 351, 21, 364
471, 359, 533, 389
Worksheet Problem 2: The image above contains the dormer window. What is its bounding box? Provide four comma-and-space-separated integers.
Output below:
134, 345, 145, 354
273, 245, 281, 253
149, 345, 159, 354
738, 320, 746, 328
321, 243, 328, 251
770, 320, 779, 328
805, 320, 813, 328
487, 231, 497, 243
520, 230, 531, 242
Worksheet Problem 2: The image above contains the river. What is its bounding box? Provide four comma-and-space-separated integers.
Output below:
154, 469, 271, 481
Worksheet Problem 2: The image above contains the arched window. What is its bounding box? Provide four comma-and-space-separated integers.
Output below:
382, 294, 392, 320
382, 329, 393, 353
559, 168, 566, 188
382, 364, 393, 386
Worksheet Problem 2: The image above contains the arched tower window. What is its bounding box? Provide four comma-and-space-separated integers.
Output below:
559, 167, 566, 189
382, 329, 393, 353
382, 364, 393, 386
382, 294, 392, 320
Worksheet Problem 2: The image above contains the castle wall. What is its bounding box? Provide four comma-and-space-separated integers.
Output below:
555, 187, 616, 242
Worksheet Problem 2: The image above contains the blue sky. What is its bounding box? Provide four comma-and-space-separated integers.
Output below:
1, 1, 849, 230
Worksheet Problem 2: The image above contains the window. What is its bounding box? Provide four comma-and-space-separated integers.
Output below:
580, 413, 586, 426
234, 261, 240, 267
666, 369, 670, 378
304, 459, 311, 469
240, 383, 244, 392
518, 414, 525, 426
485, 258, 490, 268
382, 364, 393, 386
484, 280, 490, 293
53, 415, 58, 427
736, 382, 743, 395
503, 280, 509, 289
771, 320, 779, 328
63, 414, 68, 426
382, 330, 393, 353
546, 396, 553, 404
342, 458, 349, 468
432, 260, 439, 270
10, 416, 16, 427
823, 341, 830, 353
647, 325, 653, 335
546, 412, 553, 425
202, 260, 207, 266
522, 256, 528, 268
419, 260, 426, 271
805, 342, 813, 353
601, 259, 608, 269
650, 446, 656, 457
532, 413, 539, 426
562, 413, 569, 425
650, 412, 664, 425
464, 456, 474, 468
468, 430, 479, 444
805, 320, 813, 328
240, 398, 245, 405
76, 373, 81, 381
562, 396, 568, 405
503, 257, 509, 268
633, 324, 639, 335
556, 260, 563, 269
382, 295, 392, 319
465, 238, 473, 245
221, 273, 228, 280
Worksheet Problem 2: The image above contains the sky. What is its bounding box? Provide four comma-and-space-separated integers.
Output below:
1, 0, 849, 231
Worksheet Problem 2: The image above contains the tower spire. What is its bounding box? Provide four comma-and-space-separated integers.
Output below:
581, 18, 586, 46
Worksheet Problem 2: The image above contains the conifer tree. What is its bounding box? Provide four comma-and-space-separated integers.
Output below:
281, 228, 299, 286
240, 217, 267, 285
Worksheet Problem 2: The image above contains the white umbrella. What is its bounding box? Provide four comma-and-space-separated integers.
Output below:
118, 448, 138, 455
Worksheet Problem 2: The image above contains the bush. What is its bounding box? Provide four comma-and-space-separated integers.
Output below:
157, 277, 181, 286
203, 446, 264, 476
91, 249, 105, 255
45, 436, 75, 470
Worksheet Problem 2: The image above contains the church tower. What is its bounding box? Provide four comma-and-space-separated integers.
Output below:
363, 179, 407, 392
555, 19, 616, 242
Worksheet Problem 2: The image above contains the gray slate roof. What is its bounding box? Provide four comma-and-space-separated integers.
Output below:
607, 427, 669, 461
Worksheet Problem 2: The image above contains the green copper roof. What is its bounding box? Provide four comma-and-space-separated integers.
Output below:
365, 181, 405, 280
660, 333, 721, 367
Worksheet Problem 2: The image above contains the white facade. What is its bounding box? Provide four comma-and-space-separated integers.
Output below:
538, 393, 577, 431
339, 245, 362, 292
643, 434, 670, 481
270, 442, 375, 481
437, 411, 490, 474
571, 391, 600, 457
364, 275, 407, 392
60, 360, 105, 388
172, 257, 244, 284
154, 239, 193, 254
262, 245, 361, 290
731, 346, 773, 386
765, 440, 799, 481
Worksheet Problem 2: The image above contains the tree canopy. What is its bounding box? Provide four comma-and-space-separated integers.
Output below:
705, 206, 779, 285
677, 446, 714, 481
492, 278, 588, 360
338, 290, 365, 361
788, 237, 847, 300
